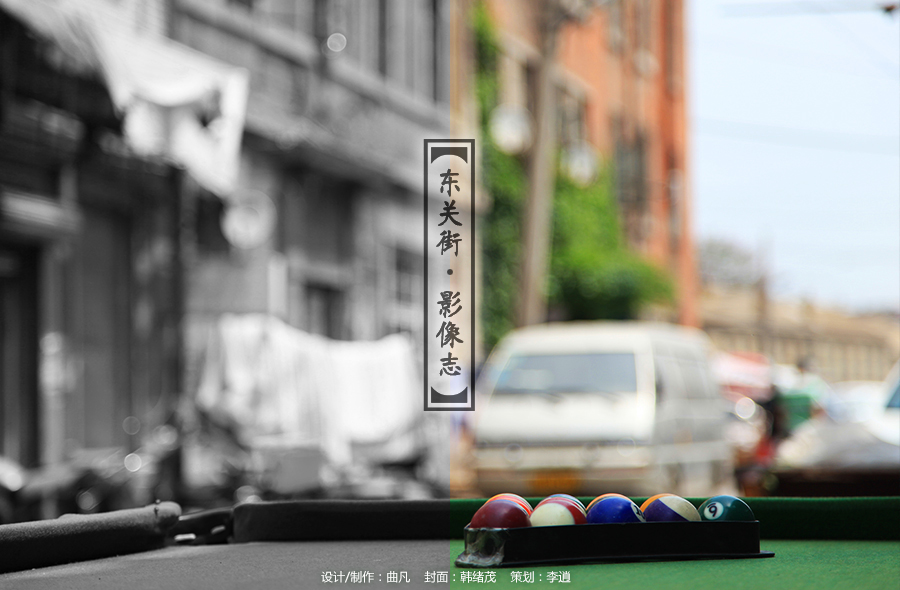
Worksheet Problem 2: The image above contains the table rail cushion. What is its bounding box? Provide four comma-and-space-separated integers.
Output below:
235, 497, 899, 543
234, 499, 459, 542
0, 501, 181, 574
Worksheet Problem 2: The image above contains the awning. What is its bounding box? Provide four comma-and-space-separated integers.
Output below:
1, 0, 248, 197
713, 351, 774, 402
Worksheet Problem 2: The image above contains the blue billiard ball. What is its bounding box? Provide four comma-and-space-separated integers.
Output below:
586, 496, 646, 524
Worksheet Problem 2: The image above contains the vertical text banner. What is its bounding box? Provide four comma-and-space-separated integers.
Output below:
424, 139, 475, 411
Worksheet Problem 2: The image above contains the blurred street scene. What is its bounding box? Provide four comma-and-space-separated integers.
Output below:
1, 0, 897, 522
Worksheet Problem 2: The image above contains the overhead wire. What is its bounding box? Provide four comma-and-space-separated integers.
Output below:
695, 117, 900, 154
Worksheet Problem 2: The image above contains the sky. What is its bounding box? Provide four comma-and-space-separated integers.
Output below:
688, 0, 900, 313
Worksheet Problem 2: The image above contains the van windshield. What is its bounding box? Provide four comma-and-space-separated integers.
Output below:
494, 353, 637, 395
887, 380, 899, 409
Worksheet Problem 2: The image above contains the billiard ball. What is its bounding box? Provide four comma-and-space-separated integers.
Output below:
470, 498, 531, 529
543, 494, 586, 513
537, 496, 586, 516
487, 493, 533, 515
533, 498, 587, 525
530, 501, 587, 526
641, 494, 701, 522
698, 495, 755, 522
586, 496, 645, 524
586, 493, 630, 512
640, 493, 673, 511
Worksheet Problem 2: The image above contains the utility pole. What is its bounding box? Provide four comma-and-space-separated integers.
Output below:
517, 0, 562, 327
516, 0, 598, 328
755, 240, 771, 358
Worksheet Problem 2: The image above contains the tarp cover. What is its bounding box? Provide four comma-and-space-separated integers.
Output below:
196, 314, 424, 467
1, 0, 248, 196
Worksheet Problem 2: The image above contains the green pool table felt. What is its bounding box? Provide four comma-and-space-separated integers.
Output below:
1, 497, 898, 589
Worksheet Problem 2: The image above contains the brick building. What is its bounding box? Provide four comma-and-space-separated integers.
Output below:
486, 0, 697, 326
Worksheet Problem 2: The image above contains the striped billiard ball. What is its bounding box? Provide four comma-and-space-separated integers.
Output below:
486, 493, 533, 515
470, 498, 531, 529
533, 496, 587, 525
640, 494, 700, 522
543, 494, 586, 513
530, 500, 587, 526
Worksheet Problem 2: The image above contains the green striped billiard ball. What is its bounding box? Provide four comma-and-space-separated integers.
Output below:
698, 495, 755, 521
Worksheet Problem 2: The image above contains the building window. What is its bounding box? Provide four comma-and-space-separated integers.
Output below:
0, 244, 39, 467
608, 0, 623, 53
431, 0, 442, 102
306, 284, 346, 340
195, 197, 231, 255
525, 61, 539, 117
614, 126, 647, 247
378, 0, 389, 76
667, 161, 683, 258
557, 87, 586, 149
395, 249, 419, 305
227, 0, 255, 11
387, 248, 422, 338
305, 0, 390, 78
639, 0, 652, 50
287, 174, 354, 263
249, 0, 317, 37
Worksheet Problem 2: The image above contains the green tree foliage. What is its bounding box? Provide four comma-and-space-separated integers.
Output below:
476, 2, 523, 352
550, 173, 673, 321
474, 3, 672, 353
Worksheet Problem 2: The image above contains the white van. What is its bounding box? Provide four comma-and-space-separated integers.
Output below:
471, 322, 733, 497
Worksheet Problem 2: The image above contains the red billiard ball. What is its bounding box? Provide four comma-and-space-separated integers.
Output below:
486, 493, 533, 515
470, 498, 531, 529
532, 498, 587, 526
537, 496, 586, 517
534, 494, 587, 524
543, 494, 586, 513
